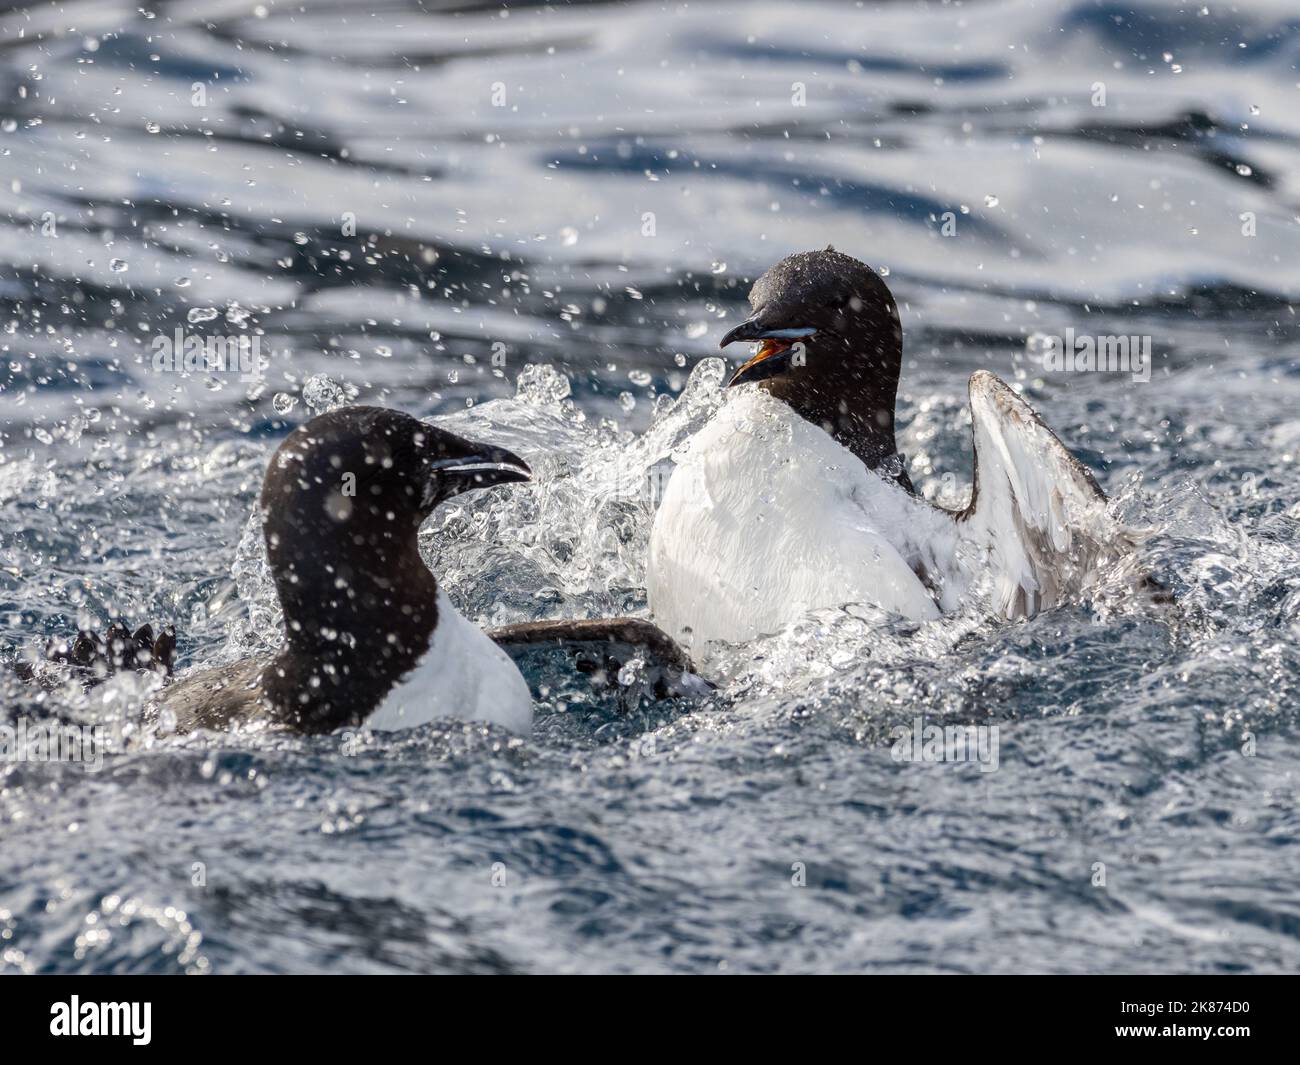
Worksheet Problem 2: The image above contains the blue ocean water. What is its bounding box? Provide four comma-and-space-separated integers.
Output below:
1, 0, 1299, 973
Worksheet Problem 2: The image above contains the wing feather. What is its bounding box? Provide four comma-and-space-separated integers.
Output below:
957, 370, 1140, 619
488, 617, 710, 699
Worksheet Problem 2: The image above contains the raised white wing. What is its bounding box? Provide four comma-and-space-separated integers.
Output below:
956, 370, 1141, 619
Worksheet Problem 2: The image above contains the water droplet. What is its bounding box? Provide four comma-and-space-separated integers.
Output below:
617, 656, 647, 686
618, 391, 636, 413
108, 258, 128, 273
187, 307, 219, 323
690, 357, 727, 392
984, 194, 999, 208
272, 393, 297, 415
1026, 331, 1055, 356
629, 369, 652, 387
515, 364, 572, 405
303, 374, 346, 413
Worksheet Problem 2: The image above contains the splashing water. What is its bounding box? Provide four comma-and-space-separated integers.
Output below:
2, 0, 1300, 976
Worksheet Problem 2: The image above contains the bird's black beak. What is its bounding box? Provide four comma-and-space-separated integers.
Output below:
427, 441, 531, 504
718, 317, 769, 349
719, 318, 816, 388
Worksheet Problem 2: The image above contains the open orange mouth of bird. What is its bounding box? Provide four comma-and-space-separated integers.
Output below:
729, 337, 791, 382
718, 319, 817, 386
729, 331, 818, 387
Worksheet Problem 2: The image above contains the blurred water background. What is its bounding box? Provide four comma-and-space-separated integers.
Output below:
1, 0, 1299, 973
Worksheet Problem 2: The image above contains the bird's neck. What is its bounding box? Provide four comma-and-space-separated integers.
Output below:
814, 394, 901, 469
760, 371, 908, 487
264, 537, 440, 732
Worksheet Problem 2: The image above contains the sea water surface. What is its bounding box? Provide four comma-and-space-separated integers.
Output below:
1, 0, 1299, 973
